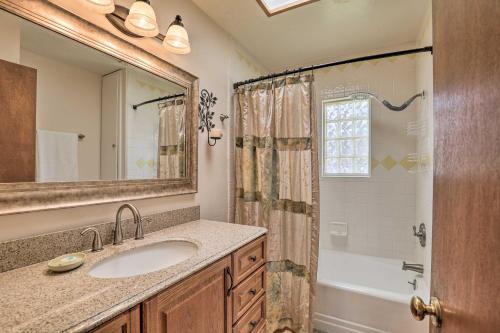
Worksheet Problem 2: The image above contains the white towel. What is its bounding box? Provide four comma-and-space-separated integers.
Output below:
36, 130, 79, 182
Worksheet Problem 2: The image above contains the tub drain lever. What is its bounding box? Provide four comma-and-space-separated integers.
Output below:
408, 279, 417, 291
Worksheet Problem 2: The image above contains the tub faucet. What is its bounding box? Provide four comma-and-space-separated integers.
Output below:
113, 203, 143, 245
402, 261, 424, 274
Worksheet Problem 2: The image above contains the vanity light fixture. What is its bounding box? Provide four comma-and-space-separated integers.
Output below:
85, 1, 192, 54
163, 15, 191, 55
84, 0, 115, 14
124, 0, 160, 37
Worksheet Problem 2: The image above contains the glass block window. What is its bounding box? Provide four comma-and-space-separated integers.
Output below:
322, 98, 370, 177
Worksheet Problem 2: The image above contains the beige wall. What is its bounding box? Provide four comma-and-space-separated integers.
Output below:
415, 5, 433, 289
316, 44, 419, 260
0, 0, 265, 241
0, 11, 20, 63
20, 49, 102, 181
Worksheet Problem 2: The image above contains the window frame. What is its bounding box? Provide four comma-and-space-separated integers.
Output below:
256, 0, 319, 17
321, 96, 372, 178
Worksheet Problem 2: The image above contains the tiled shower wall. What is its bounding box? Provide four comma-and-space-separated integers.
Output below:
126, 69, 182, 179
415, 8, 434, 289
316, 49, 419, 260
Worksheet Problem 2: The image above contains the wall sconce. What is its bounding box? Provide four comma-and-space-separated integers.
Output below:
199, 89, 222, 146
84, 0, 191, 54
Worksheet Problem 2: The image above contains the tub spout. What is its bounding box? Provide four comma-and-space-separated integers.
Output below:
402, 261, 424, 274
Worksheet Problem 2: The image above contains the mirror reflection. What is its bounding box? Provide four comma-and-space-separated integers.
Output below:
0, 10, 187, 183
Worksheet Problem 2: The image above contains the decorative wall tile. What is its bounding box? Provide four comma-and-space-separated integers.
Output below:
147, 159, 155, 169
399, 155, 417, 170
136, 158, 145, 169
381, 156, 397, 170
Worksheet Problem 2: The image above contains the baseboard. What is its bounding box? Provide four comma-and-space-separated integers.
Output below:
313, 313, 389, 333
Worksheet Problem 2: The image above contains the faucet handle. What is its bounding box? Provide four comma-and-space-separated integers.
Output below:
81, 227, 103, 252
134, 216, 150, 240
412, 223, 427, 247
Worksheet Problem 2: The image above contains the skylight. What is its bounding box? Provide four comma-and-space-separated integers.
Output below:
257, 0, 318, 16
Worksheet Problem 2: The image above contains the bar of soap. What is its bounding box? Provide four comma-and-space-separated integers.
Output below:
47, 253, 85, 272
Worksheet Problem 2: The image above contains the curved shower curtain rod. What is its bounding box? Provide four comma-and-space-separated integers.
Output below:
233, 46, 433, 89
350, 91, 425, 112
133, 93, 185, 111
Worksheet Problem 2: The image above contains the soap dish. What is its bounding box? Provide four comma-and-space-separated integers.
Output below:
48, 253, 85, 273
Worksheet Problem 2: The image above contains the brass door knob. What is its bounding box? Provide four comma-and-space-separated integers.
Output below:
410, 296, 442, 327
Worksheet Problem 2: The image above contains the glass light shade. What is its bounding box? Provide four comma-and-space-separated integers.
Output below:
164, 25, 189, 49
163, 16, 191, 54
164, 42, 191, 55
84, 0, 115, 14
124, 1, 159, 37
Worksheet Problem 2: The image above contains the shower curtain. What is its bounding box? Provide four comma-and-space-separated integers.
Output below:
234, 75, 320, 333
158, 98, 185, 179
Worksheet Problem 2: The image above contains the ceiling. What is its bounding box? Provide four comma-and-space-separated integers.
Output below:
19, 18, 184, 92
192, 0, 429, 71
20, 20, 125, 75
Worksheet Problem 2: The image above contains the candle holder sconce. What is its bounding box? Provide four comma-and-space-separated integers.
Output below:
199, 89, 222, 146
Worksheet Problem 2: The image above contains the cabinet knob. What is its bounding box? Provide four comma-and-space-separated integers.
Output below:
249, 320, 258, 327
249, 288, 257, 295
249, 255, 257, 262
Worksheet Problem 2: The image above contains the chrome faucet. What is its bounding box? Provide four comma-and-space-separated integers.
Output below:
113, 203, 143, 245
402, 261, 424, 274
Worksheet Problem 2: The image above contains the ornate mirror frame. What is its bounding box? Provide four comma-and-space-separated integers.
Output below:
0, 0, 198, 215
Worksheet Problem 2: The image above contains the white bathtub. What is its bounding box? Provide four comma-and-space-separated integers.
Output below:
314, 249, 429, 333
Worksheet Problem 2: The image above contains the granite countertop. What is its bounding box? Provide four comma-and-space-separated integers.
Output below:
0, 220, 267, 333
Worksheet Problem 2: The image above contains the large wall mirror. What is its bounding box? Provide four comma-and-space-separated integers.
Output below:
0, 1, 198, 215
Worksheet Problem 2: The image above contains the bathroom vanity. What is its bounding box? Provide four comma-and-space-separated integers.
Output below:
93, 235, 266, 333
0, 220, 267, 333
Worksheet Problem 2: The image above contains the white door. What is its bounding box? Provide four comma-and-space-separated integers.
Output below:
100, 70, 124, 180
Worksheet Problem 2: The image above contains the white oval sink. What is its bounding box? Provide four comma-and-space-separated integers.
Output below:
88, 240, 197, 278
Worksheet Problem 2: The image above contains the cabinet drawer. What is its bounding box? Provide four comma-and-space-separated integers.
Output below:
232, 295, 266, 333
232, 265, 266, 323
232, 236, 266, 285
91, 306, 140, 333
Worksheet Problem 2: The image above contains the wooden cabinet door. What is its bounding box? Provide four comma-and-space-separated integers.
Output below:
143, 256, 232, 333
91, 306, 140, 333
